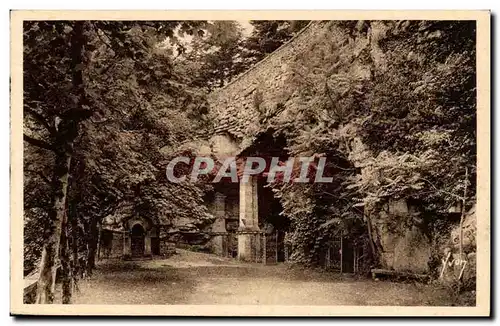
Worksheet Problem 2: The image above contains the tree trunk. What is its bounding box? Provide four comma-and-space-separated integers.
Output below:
35, 153, 72, 304
86, 217, 99, 275
60, 215, 72, 304
35, 21, 87, 304
364, 212, 378, 262
69, 200, 79, 282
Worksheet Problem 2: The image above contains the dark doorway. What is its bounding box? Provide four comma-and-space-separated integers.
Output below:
151, 237, 160, 255
341, 238, 355, 273
259, 180, 289, 263
131, 224, 145, 257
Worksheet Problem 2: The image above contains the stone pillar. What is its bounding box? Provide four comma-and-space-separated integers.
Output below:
212, 192, 227, 256
238, 176, 260, 261
123, 232, 131, 258
145, 231, 152, 256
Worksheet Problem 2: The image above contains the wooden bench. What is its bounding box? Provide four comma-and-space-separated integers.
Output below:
371, 268, 429, 282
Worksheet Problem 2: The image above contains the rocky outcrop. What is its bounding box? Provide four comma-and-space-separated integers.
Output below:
392, 226, 431, 274
371, 199, 431, 274
439, 206, 476, 288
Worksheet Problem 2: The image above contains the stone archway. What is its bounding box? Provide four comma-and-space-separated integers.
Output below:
131, 224, 145, 257
123, 216, 153, 259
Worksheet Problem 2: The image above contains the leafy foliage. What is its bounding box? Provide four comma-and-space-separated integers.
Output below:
177, 20, 310, 90
243, 20, 310, 65
23, 20, 213, 302
23, 19, 477, 295
266, 21, 476, 266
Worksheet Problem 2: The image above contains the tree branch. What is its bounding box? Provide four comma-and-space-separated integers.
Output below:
324, 80, 343, 121
25, 168, 51, 185
459, 167, 468, 259
23, 134, 56, 152
419, 177, 463, 200
24, 107, 57, 136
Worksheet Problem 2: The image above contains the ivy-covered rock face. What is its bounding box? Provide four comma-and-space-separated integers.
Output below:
209, 20, 476, 268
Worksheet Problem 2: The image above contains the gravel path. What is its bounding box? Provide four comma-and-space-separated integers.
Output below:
72, 249, 453, 306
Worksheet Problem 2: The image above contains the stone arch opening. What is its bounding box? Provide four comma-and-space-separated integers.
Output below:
235, 130, 291, 262
130, 223, 145, 257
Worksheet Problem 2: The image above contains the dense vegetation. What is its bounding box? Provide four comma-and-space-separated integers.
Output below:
24, 19, 306, 304
23, 20, 476, 304
267, 21, 476, 272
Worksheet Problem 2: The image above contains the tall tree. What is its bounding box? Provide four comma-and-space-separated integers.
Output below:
24, 21, 91, 304
23, 20, 209, 303
179, 21, 247, 90
242, 20, 309, 65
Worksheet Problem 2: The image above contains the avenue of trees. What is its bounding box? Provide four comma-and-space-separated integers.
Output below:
24, 20, 306, 303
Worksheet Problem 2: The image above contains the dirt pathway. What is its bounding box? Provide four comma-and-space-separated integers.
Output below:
72, 249, 453, 306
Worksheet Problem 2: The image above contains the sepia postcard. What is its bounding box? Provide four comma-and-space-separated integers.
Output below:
10, 10, 490, 316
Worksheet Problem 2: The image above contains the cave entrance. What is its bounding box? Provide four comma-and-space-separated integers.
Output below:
258, 180, 289, 263
131, 224, 145, 257
240, 130, 290, 263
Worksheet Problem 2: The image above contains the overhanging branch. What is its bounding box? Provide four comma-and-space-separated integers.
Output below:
25, 168, 51, 185
23, 134, 56, 152
24, 107, 57, 136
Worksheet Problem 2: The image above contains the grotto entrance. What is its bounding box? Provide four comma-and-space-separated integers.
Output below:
131, 224, 145, 257
258, 179, 289, 263
208, 130, 293, 262
240, 130, 290, 263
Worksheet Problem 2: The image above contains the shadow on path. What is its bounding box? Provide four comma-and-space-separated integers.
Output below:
72, 250, 455, 306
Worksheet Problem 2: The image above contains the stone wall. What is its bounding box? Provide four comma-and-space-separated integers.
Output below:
208, 20, 383, 151
225, 193, 239, 231
159, 240, 177, 257
208, 21, 333, 147
99, 230, 124, 259
110, 232, 124, 258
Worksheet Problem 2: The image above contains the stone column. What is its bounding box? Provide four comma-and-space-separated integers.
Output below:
212, 192, 227, 256
145, 231, 152, 256
238, 176, 260, 261
123, 232, 131, 258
